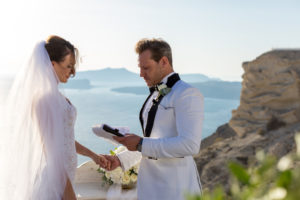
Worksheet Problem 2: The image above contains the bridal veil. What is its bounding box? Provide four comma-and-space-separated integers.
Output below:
0, 41, 69, 199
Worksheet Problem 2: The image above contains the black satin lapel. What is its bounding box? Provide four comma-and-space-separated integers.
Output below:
139, 92, 153, 136
144, 73, 180, 137
144, 96, 163, 137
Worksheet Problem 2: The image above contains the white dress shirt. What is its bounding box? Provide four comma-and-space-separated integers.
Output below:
142, 72, 175, 131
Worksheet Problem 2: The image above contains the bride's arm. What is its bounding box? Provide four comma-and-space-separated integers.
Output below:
75, 141, 109, 168
63, 177, 76, 200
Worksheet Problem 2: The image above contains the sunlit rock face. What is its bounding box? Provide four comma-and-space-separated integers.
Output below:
195, 50, 300, 192
229, 50, 300, 137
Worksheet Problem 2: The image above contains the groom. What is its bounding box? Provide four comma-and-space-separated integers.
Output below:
105, 38, 204, 200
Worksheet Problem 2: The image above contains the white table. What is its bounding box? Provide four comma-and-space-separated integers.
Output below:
74, 161, 137, 200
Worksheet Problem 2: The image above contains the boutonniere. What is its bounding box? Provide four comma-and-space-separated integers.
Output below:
157, 84, 172, 96
153, 84, 172, 103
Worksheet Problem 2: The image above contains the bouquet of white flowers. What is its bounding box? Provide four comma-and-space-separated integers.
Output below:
97, 146, 139, 189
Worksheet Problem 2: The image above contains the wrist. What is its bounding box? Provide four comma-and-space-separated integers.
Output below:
115, 156, 121, 166
136, 138, 143, 152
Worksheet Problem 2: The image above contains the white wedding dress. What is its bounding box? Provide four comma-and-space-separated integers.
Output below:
62, 97, 78, 186
32, 96, 78, 199
0, 41, 79, 199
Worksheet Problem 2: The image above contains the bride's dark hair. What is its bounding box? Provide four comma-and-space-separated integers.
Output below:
45, 35, 79, 77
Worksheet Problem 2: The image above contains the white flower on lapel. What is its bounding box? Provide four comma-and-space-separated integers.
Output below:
157, 84, 172, 96
153, 84, 172, 103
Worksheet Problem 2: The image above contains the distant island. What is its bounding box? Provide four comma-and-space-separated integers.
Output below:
74, 67, 220, 83
74, 68, 142, 83
64, 79, 92, 89
112, 81, 241, 100
63, 68, 241, 99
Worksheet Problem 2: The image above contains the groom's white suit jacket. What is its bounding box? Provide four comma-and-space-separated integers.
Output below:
117, 73, 204, 200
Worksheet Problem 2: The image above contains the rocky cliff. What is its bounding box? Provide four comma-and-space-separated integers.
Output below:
230, 50, 300, 137
195, 50, 300, 192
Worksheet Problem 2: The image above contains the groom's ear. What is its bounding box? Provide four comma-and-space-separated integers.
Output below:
160, 56, 169, 67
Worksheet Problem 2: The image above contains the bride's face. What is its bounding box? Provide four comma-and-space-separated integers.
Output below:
52, 54, 76, 83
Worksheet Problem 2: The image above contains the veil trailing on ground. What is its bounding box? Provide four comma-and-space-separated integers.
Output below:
0, 41, 69, 199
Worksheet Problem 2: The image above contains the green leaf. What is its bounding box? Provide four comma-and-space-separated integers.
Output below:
257, 156, 276, 176
276, 170, 292, 188
110, 150, 116, 155
97, 168, 105, 174
228, 162, 250, 185
211, 186, 225, 200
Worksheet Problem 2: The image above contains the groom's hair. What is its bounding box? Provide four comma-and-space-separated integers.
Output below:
135, 38, 173, 67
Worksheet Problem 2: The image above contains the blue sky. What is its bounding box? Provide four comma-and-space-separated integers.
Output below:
0, 0, 299, 81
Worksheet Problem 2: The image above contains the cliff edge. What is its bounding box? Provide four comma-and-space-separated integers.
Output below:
195, 50, 300, 192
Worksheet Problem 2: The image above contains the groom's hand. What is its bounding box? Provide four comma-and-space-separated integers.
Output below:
103, 155, 121, 171
92, 154, 110, 169
113, 134, 141, 151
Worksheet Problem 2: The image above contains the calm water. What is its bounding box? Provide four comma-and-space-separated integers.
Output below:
0, 79, 239, 165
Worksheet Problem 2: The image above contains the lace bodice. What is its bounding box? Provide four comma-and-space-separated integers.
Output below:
63, 98, 77, 185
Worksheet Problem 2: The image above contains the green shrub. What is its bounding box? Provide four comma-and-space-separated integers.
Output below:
187, 133, 300, 200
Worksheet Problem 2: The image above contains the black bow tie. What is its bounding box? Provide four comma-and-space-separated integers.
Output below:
149, 83, 163, 93
148, 73, 181, 94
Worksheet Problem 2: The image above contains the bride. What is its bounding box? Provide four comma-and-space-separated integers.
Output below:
0, 35, 109, 199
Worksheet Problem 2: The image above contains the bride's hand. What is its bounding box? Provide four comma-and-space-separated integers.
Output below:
103, 155, 121, 171
92, 154, 110, 169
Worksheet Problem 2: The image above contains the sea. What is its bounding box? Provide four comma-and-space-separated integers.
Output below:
0, 79, 239, 166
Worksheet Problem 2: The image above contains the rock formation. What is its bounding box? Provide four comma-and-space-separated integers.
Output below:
195, 50, 300, 192
229, 50, 300, 137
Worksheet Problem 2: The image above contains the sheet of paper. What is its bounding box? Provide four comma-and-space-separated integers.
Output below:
92, 124, 130, 145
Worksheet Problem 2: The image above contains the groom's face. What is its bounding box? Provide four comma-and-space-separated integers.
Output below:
138, 50, 164, 87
